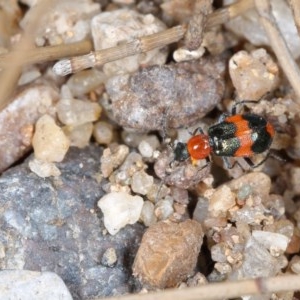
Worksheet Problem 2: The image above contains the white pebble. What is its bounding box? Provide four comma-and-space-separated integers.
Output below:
63, 123, 93, 148
98, 192, 143, 235
140, 201, 157, 227
209, 185, 236, 216
138, 140, 153, 158
155, 199, 174, 221
29, 158, 61, 178
131, 171, 154, 195
32, 115, 70, 162
252, 230, 290, 253
56, 98, 101, 126
93, 121, 113, 145
91, 9, 167, 76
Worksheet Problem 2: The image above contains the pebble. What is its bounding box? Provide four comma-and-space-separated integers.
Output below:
224, 0, 300, 59
208, 185, 236, 217
28, 158, 61, 178
133, 219, 203, 288
229, 49, 279, 100
101, 247, 118, 268
155, 199, 174, 221
104, 57, 225, 130
131, 170, 154, 195
0, 270, 72, 300
93, 121, 114, 145
100, 144, 129, 178
252, 230, 290, 254
91, 9, 167, 76
56, 98, 102, 126
21, 0, 100, 46
63, 123, 93, 148
226, 172, 271, 200
140, 201, 157, 227
0, 84, 59, 172
230, 236, 286, 280
193, 197, 209, 224
67, 69, 107, 97
290, 255, 300, 274
138, 140, 154, 158
32, 115, 70, 163
97, 192, 144, 235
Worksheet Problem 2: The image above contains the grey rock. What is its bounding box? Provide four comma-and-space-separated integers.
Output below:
0, 270, 72, 300
0, 144, 145, 299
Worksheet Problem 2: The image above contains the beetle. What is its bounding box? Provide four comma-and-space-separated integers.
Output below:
174, 100, 275, 169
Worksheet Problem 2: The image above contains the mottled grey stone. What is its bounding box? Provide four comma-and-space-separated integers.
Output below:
0, 270, 73, 300
0, 144, 145, 299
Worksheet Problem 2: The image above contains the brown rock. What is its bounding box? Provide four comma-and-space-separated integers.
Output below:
132, 219, 203, 288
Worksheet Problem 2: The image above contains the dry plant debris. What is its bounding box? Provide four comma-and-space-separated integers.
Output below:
1, 0, 300, 299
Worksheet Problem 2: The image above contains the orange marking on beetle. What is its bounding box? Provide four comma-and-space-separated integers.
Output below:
226, 115, 254, 157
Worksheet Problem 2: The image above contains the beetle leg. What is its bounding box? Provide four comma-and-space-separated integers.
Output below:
222, 157, 233, 169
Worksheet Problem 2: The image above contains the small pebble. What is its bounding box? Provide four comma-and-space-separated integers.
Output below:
63, 122, 93, 148
56, 98, 101, 126
91, 9, 167, 76
229, 48, 279, 100
252, 230, 290, 254
290, 255, 300, 274
0, 270, 72, 300
138, 140, 154, 158
100, 144, 129, 178
93, 121, 114, 145
208, 185, 236, 217
131, 171, 154, 195
32, 115, 70, 163
133, 219, 203, 288
155, 199, 174, 221
97, 192, 143, 235
101, 248, 118, 268
29, 158, 61, 178
140, 201, 157, 227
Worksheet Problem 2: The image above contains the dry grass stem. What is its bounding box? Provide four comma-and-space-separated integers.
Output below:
92, 274, 300, 300
254, 0, 300, 100
288, 0, 300, 36
53, 0, 256, 76
0, 0, 57, 111
0, 39, 93, 69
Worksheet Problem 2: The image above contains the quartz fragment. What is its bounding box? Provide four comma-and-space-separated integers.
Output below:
229, 49, 279, 100
91, 9, 167, 76
0, 270, 72, 300
100, 144, 129, 178
32, 115, 70, 163
63, 123, 93, 148
0, 85, 59, 172
133, 219, 203, 288
101, 248, 118, 268
56, 98, 101, 126
93, 121, 114, 145
224, 0, 300, 59
140, 201, 157, 227
98, 192, 144, 235
29, 158, 61, 178
131, 171, 154, 195
21, 0, 100, 45
208, 185, 236, 217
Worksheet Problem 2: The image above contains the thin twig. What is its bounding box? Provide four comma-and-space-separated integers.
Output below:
0, 39, 93, 69
53, 0, 255, 76
92, 274, 300, 300
254, 0, 300, 100
288, 0, 300, 36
